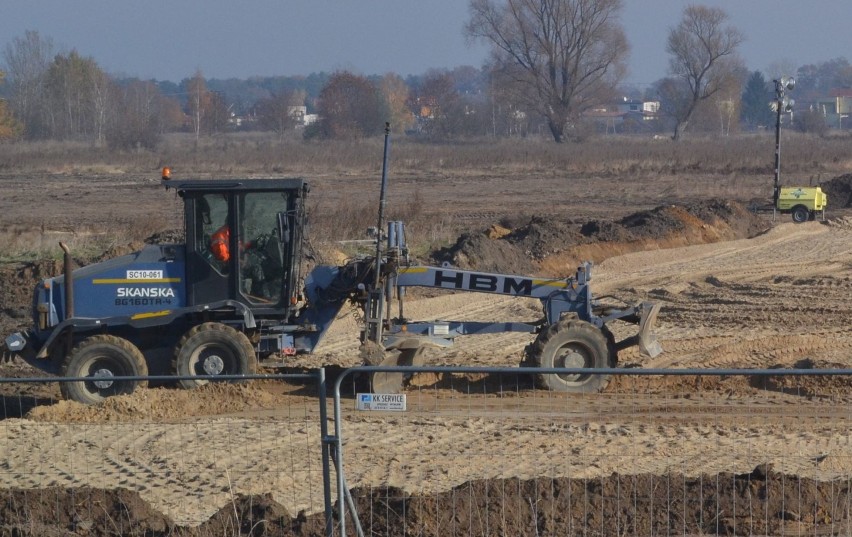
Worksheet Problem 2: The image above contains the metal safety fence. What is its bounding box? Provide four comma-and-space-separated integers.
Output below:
1, 367, 852, 536
329, 366, 852, 537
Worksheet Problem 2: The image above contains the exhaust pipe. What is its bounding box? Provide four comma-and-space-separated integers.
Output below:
59, 242, 74, 319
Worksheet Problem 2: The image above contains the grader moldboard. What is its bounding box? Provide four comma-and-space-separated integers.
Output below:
5, 130, 661, 404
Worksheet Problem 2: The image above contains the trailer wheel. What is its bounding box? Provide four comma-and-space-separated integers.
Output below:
173, 322, 257, 389
791, 205, 809, 223
529, 319, 613, 393
60, 335, 148, 405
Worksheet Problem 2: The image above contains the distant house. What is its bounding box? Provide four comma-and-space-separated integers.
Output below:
811, 89, 852, 129
583, 97, 661, 133
287, 106, 307, 126
281, 106, 318, 128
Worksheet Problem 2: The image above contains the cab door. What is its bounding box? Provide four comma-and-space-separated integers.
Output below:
185, 193, 234, 306
235, 191, 290, 307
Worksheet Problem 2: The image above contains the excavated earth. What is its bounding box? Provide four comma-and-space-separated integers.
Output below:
432, 199, 768, 275
0, 172, 851, 535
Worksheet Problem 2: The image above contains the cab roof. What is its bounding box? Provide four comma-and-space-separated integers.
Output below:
163, 178, 308, 194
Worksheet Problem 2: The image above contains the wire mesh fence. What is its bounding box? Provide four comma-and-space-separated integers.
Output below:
330, 366, 852, 537
0, 371, 333, 536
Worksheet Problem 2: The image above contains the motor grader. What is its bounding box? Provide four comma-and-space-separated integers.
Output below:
4, 135, 661, 404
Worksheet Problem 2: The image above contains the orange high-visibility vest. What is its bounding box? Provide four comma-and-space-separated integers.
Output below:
211, 225, 230, 261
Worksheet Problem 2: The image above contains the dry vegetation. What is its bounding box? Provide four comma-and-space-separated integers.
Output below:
1, 131, 850, 263
2, 131, 852, 178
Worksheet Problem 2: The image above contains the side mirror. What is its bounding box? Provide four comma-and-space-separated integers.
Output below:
277, 212, 290, 244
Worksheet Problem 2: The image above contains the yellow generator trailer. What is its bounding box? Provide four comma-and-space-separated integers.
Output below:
776, 186, 828, 223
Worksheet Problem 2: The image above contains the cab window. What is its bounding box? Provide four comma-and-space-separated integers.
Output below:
195, 194, 230, 274
238, 192, 288, 303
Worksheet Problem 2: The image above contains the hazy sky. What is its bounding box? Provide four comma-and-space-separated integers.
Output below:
2, 1, 849, 86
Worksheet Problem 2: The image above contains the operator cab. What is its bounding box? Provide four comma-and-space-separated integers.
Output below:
167, 177, 308, 319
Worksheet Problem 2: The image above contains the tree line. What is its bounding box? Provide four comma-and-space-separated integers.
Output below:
1, 2, 851, 146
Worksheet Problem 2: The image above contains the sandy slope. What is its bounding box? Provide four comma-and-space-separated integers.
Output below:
311, 218, 852, 371
4, 218, 852, 525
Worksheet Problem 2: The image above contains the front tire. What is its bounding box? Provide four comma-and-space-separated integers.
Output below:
529, 320, 613, 393
791, 205, 809, 223
60, 335, 148, 405
173, 322, 257, 389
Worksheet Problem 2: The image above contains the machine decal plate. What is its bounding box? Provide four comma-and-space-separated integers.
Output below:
127, 270, 163, 279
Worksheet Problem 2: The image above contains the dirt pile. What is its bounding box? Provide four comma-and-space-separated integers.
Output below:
0, 260, 62, 337
431, 231, 533, 274
347, 469, 844, 537
0, 229, 186, 343
820, 173, 852, 208
0, 487, 172, 536
434, 200, 769, 276
24, 381, 294, 423
2, 468, 845, 536
616, 199, 767, 241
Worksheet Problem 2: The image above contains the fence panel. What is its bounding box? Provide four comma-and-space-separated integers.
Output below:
332, 366, 852, 537
0, 371, 332, 536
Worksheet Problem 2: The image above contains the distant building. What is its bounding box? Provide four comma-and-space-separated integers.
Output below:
811, 89, 852, 129
583, 97, 661, 133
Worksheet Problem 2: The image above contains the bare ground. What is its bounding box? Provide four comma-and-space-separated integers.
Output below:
0, 169, 851, 535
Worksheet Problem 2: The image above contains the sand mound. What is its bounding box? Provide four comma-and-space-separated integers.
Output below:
25, 382, 292, 423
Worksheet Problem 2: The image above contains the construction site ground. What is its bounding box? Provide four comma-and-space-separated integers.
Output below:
0, 169, 851, 535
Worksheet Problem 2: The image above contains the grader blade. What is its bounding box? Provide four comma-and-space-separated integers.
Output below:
368, 339, 428, 394
637, 302, 662, 358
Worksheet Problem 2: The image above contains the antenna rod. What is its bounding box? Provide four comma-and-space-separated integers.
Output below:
373, 122, 391, 289
773, 81, 782, 208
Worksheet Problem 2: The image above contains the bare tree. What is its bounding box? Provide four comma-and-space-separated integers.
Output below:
2, 30, 54, 138
466, 0, 628, 142
90, 68, 113, 146
416, 71, 461, 138
43, 50, 105, 140
378, 74, 414, 134
310, 71, 387, 139
0, 71, 23, 140
256, 89, 302, 141
186, 70, 208, 143
665, 4, 744, 140
106, 80, 177, 150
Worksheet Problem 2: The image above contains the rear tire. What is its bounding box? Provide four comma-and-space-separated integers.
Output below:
529, 319, 613, 393
173, 322, 257, 389
791, 205, 809, 223
60, 335, 148, 405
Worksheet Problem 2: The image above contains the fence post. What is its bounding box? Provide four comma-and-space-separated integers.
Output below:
318, 368, 334, 537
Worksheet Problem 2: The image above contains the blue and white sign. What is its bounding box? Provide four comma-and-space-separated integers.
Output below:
356, 393, 407, 411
